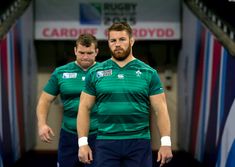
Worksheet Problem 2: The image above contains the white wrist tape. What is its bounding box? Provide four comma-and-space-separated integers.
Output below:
78, 137, 88, 147
161, 136, 171, 146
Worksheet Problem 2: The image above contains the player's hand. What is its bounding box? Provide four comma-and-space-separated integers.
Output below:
78, 145, 93, 164
38, 124, 55, 143
157, 146, 173, 166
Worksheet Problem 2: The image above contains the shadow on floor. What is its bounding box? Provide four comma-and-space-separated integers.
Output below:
152, 150, 204, 167
12, 150, 204, 167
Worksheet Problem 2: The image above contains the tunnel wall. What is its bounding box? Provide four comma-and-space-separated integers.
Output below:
178, 4, 235, 167
0, 3, 37, 166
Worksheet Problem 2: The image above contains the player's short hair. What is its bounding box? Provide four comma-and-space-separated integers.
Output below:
75, 34, 98, 49
107, 22, 133, 38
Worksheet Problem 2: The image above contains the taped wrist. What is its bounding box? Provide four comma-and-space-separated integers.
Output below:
161, 136, 171, 146
78, 137, 88, 147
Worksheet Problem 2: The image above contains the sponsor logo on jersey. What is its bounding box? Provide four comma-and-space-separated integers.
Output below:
136, 70, 142, 77
117, 74, 124, 79
96, 69, 112, 78
62, 73, 77, 78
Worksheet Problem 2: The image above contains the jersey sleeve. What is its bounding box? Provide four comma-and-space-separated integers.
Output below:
149, 70, 164, 96
43, 70, 60, 96
83, 70, 96, 96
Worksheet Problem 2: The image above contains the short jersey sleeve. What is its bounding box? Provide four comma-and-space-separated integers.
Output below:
149, 70, 164, 96
43, 70, 60, 96
83, 70, 96, 96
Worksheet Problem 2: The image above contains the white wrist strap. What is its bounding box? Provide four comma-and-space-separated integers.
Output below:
78, 137, 88, 147
161, 136, 171, 146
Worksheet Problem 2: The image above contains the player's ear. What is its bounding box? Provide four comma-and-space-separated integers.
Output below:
95, 48, 99, 56
130, 37, 135, 47
74, 46, 77, 55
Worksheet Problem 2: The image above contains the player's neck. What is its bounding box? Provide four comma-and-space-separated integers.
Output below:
75, 61, 96, 71
111, 54, 135, 68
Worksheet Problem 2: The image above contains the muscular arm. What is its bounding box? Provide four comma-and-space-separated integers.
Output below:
150, 93, 171, 137
150, 93, 173, 166
77, 92, 96, 138
77, 92, 96, 164
36, 91, 56, 142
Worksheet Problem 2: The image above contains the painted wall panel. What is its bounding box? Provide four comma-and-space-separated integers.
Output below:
0, 2, 37, 166
178, 4, 235, 167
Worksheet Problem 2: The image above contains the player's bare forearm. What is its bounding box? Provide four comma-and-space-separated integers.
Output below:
77, 92, 95, 137
150, 93, 171, 136
36, 92, 56, 142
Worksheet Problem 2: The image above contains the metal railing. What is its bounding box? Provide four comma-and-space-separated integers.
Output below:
184, 0, 235, 56
0, 0, 31, 40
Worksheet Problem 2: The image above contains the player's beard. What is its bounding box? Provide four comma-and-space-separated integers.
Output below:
111, 43, 131, 61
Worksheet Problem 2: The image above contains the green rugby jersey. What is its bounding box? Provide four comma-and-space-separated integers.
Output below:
84, 59, 164, 139
44, 61, 98, 135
